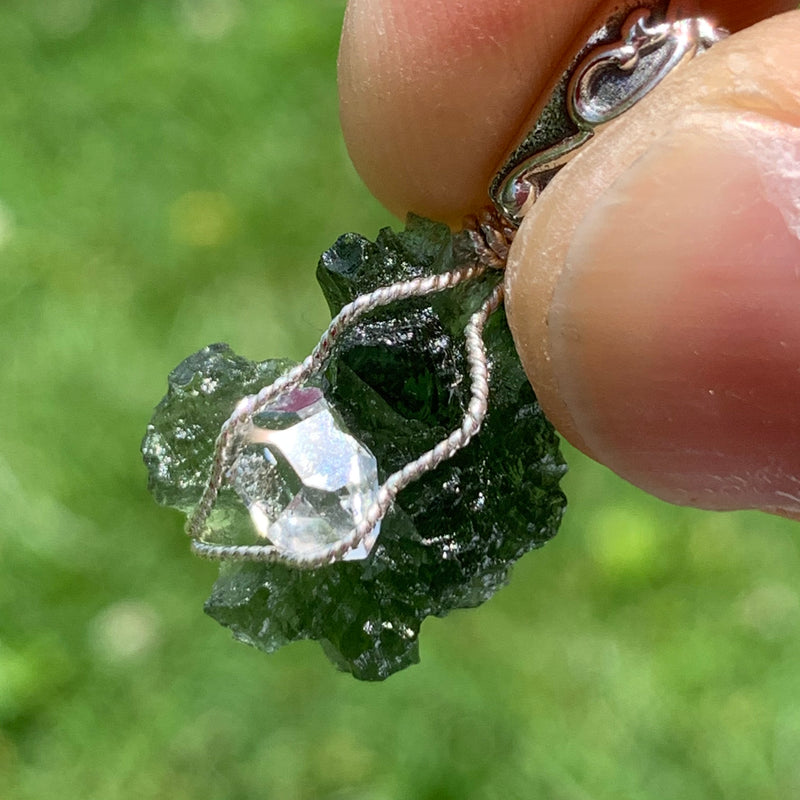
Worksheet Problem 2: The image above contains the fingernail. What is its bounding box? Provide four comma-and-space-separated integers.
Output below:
549, 112, 800, 512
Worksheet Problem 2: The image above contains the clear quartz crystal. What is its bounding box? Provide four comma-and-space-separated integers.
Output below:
230, 386, 381, 560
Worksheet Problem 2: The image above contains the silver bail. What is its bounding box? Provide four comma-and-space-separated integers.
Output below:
490, 3, 728, 225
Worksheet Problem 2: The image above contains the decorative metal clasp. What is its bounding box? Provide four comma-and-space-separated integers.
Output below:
490, 7, 728, 225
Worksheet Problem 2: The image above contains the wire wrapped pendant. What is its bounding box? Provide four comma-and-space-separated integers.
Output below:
142, 3, 727, 679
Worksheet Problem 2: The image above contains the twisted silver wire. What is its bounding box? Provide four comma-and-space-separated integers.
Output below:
186, 262, 491, 547
191, 280, 503, 568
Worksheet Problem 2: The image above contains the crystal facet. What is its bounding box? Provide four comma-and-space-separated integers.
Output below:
231, 386, 380, 560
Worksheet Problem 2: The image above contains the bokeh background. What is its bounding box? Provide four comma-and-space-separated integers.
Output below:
2, 1, 800, 798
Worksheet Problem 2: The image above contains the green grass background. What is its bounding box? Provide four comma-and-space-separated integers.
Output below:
2, 2, 800, 798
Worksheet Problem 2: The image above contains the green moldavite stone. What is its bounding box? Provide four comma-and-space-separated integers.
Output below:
142, 215, 567, 681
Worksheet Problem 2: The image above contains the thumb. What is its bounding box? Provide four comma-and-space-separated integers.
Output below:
505, 11, 800, 515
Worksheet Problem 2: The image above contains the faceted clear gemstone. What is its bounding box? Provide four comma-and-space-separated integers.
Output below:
231, 387, 380, 560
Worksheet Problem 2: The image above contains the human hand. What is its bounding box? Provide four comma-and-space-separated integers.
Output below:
339, 0, 800, 516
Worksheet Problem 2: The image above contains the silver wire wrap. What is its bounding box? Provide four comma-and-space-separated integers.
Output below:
187, 263, 503, 568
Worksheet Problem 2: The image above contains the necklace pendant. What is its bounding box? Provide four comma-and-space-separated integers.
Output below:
142, 3, 729, 679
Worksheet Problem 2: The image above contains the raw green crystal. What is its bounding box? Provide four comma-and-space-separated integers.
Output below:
142, 215, 566, 681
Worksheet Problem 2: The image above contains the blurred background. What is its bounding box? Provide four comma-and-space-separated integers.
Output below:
2, 1, 800, 798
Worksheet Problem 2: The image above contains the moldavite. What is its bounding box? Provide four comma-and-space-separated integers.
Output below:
142, 215, 566, 681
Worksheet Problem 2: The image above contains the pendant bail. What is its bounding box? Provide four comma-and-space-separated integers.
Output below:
490, 4, 728, 225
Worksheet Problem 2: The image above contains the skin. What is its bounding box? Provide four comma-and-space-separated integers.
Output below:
339, 1, 800, 516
